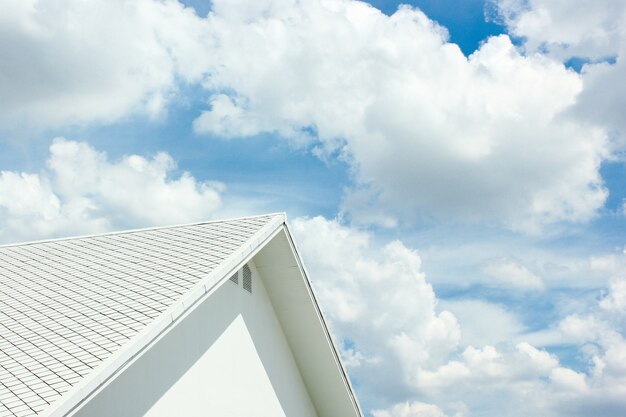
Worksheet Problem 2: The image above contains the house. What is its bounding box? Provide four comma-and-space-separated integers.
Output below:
0, 213, 363, 417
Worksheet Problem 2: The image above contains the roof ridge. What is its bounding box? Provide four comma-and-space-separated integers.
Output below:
0, 212, 286, 249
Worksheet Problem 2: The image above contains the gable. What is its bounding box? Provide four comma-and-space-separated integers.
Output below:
68, 260, 318, 417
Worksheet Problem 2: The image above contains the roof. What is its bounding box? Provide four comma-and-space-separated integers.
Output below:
0, 214, 286, 417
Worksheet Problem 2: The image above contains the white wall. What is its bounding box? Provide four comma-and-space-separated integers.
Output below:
70, 260, 318, 417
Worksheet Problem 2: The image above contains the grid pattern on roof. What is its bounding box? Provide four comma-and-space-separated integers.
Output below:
0, 215, 276, 417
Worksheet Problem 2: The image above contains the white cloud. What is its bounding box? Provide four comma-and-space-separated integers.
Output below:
575, 57, 626, 147
0, 0, 615, 230
0, 0, 210, 129
591, 254, 626, 325
0, 171, 78, 239
193, 94, 265, 138
438, 299, 526, 346
415, 342, 561, 391
491, 0, 625, 60
491, 0, 626, 146
292, 215, 626, 416
411, 233, 624, 293
291, 216, 461, 405
372, 401, 454, 417
551, 313, 626, 415
601, 278, 626, 312
0, 138, 223, 243
550, 367, 587, 393
195, 0, 609, 231
482, 257, 544, 290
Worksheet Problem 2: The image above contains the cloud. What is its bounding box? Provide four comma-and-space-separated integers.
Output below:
0, 138, 223, 243
1, 0, 614, 230
419, 232, 626, 295
290, 216, 461, 407
490, 0, 626, 145
292, 215, 626, 416
0, 0, 210, 129
438, 299, 526, 346
195, 0, 609, 231
415, 342, 561, 390
193, 94, 266, 138
490, 0, 624, 60
419, 285, 626, 417
482, 257, 544, 290
552, 312, 626, 416
601, 278, 626, 313
574, 56, 626, 146
372, 401, 455, 417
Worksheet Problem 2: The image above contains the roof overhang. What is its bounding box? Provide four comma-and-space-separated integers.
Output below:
254, 224, 363, 417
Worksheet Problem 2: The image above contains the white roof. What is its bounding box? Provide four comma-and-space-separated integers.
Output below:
0, 214, 284, 417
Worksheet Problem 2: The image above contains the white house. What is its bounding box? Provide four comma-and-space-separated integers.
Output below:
0, 213, 363, 417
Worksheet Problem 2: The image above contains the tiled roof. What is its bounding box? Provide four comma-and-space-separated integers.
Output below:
0, 214, 283, 417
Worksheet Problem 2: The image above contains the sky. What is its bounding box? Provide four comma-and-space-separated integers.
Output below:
1, 0, 625, 416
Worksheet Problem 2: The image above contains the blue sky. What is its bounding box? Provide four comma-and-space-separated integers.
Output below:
1, 0, 626, 416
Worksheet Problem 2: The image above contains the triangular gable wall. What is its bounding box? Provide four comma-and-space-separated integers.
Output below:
55, 222, 362, 417
68, 259, 319, 417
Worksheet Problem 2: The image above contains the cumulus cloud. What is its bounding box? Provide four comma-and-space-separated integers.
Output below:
437, 299, 526, 347
601, 279, 626, 313
291, 216, 461, 406
0, 138, 223, 243
292, 215, 626, 416
0, 0, 210, 129
372, 401, 454, 417
195, 0, 609, 231
1, 0, 614, 230
415, 342, 558, 393
552, 311, 626, 416
193, 95, 266, 138
418, 280, 626, 417
490, 0, 625, 60
490, 0, 626, 144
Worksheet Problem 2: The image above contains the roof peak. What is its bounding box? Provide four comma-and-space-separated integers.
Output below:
0, 212, 286, 249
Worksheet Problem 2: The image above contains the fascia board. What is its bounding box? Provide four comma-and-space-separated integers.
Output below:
40, 213, 286, 417
253, 224, 364, 417
280, 222, 365, 417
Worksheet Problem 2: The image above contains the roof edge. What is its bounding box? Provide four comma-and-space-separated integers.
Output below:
281, 221, 365, 417
39, 214, 286, 417
0, 212, 286, 248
